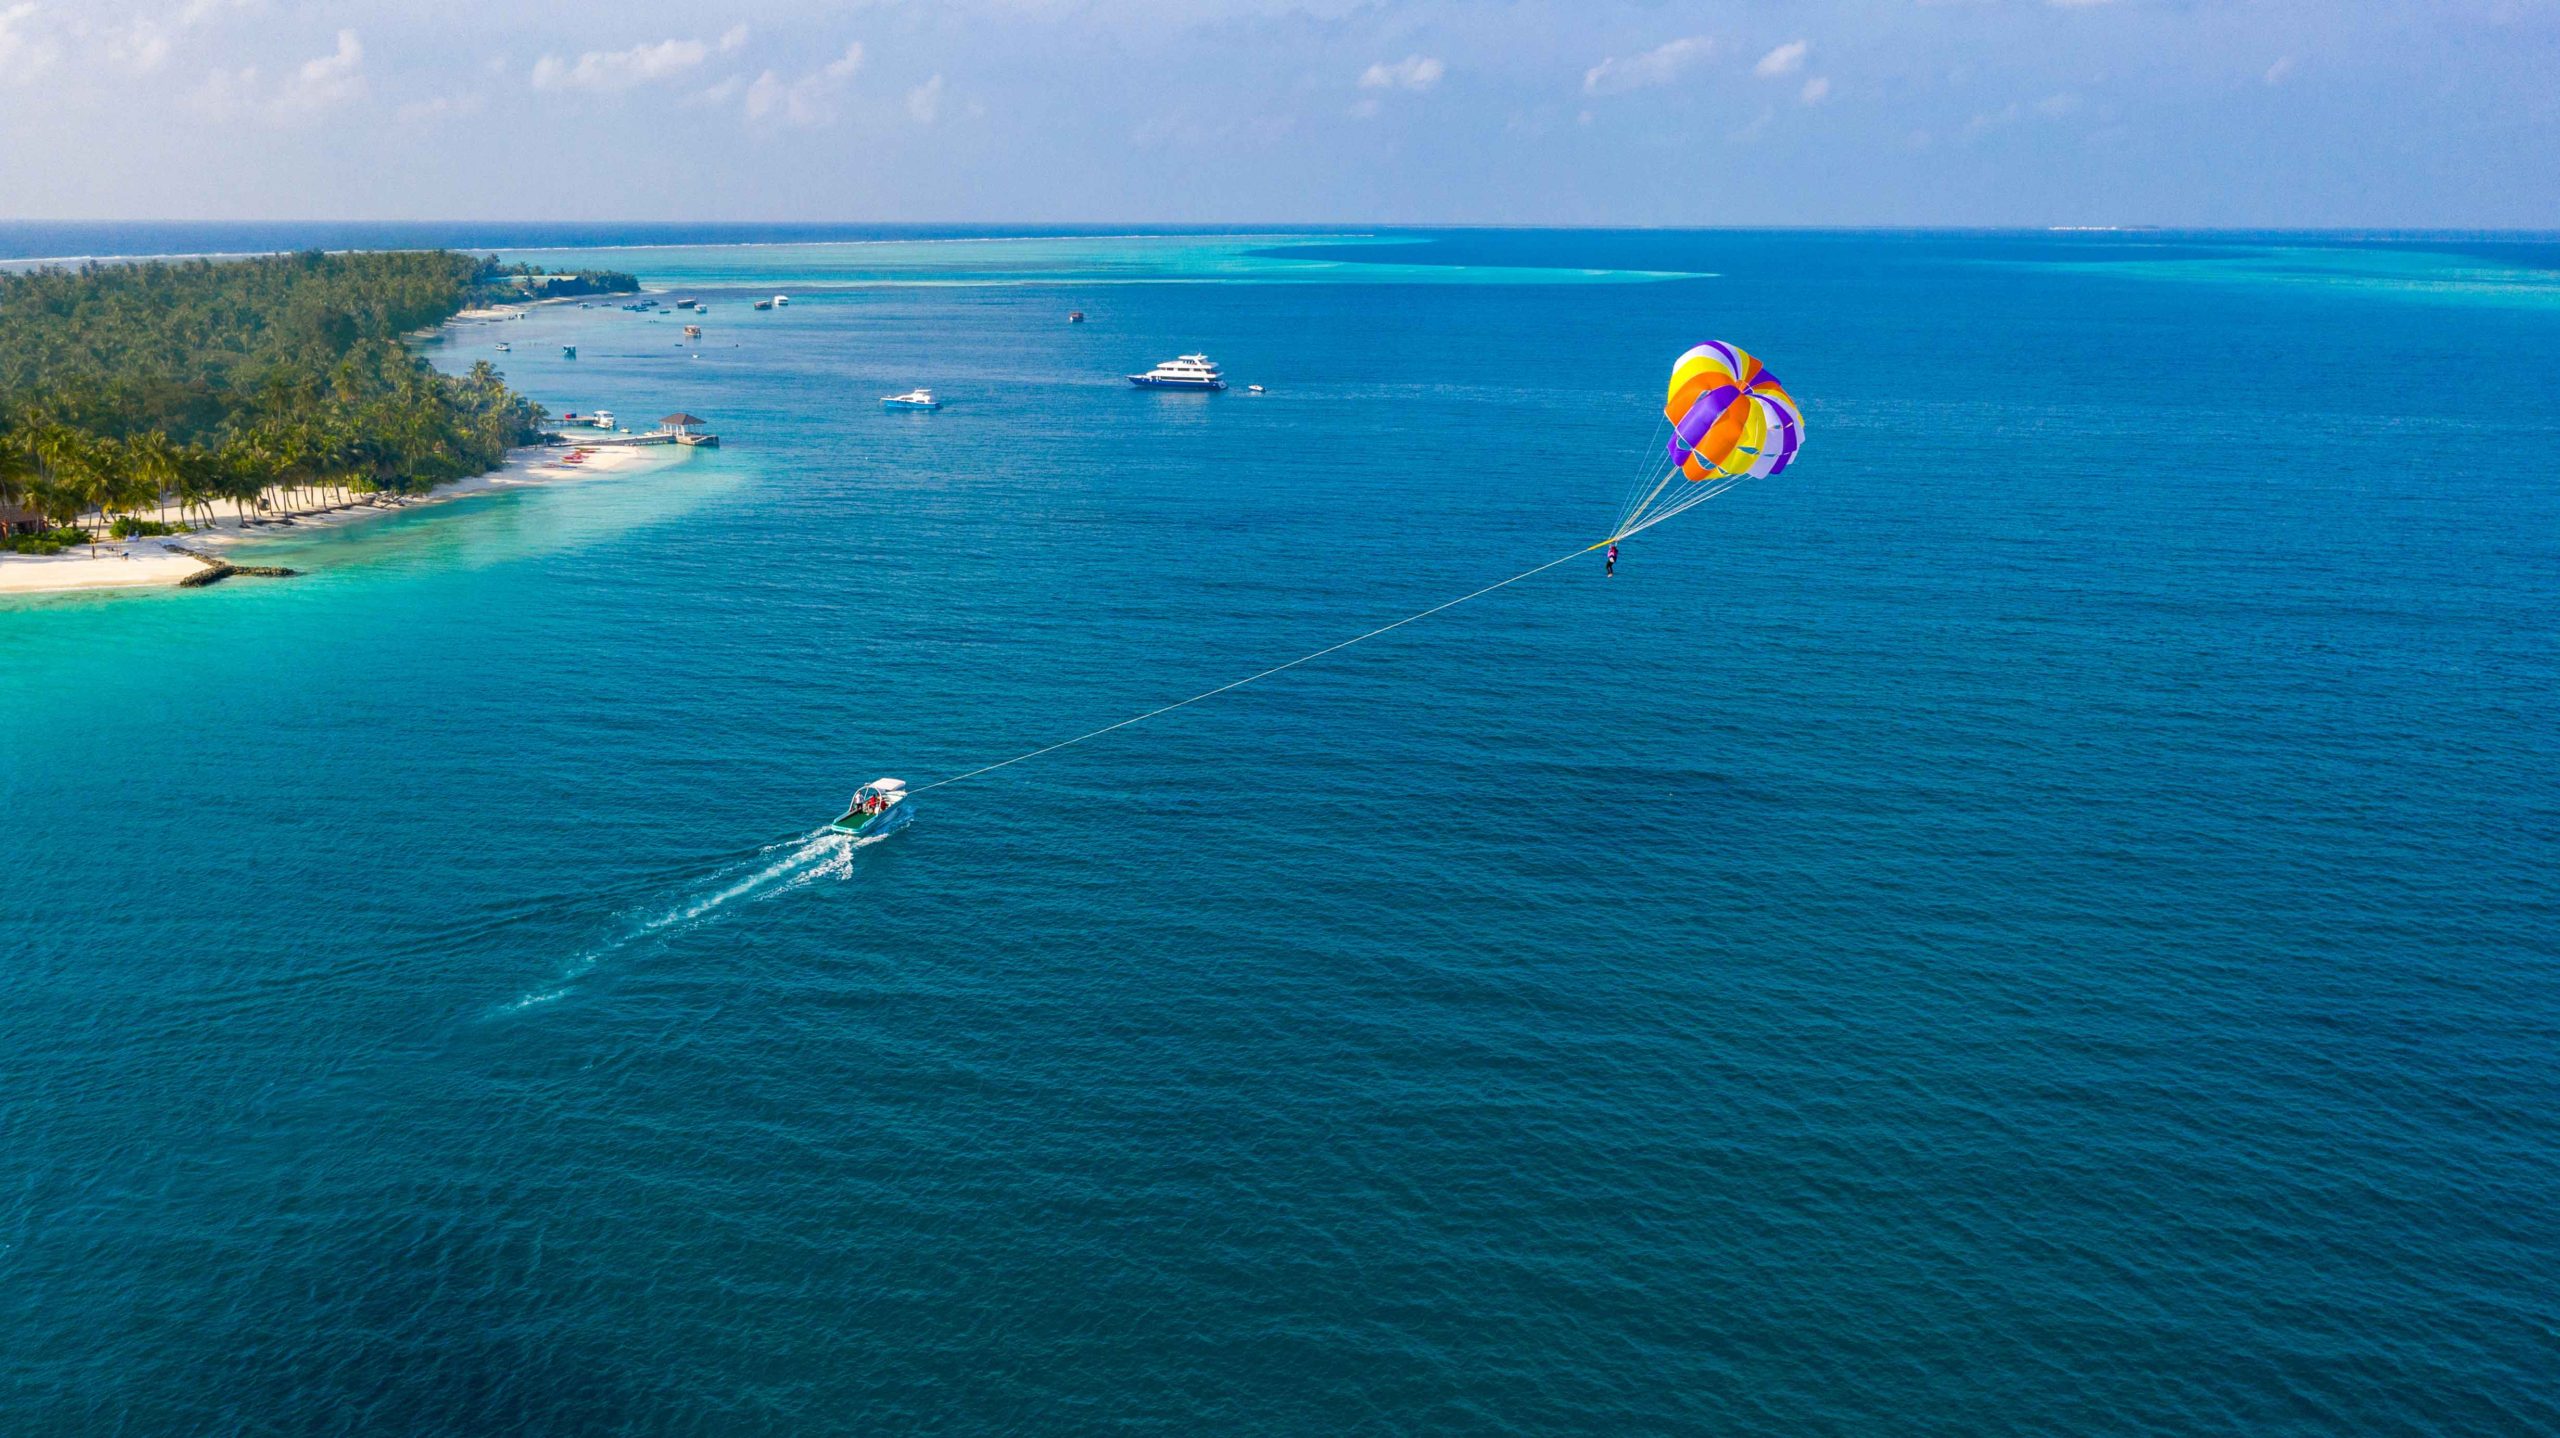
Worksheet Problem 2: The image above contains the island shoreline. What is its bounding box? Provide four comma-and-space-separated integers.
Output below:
0, 442, 681, 598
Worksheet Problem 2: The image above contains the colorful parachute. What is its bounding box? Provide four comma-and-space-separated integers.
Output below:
1610, 341, 1804, 543
1666, 342, 1801, 483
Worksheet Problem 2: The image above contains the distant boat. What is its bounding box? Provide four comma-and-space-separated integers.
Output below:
683, 324, 702, 339
753, 299, 772, 311
1069, 311, 1086, 324
591, 410, 615, 430
494, 341, 510, 352
1247, 385, 1265, 394
772, 295, 790, 307
1129, 353, 1226, 391
674, 299, 698, 310
561, 345, 577, 359
881, 388, 941, 411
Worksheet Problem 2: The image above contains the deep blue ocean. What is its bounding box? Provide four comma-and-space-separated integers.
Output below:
3, 229, 2556, 1435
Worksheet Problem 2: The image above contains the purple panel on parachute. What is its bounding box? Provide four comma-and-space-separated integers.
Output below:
1766, 404, 1801, 475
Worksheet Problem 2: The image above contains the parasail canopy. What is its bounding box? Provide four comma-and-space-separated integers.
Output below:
1609, 341, 1805, 543
1665, 342, 1801, 483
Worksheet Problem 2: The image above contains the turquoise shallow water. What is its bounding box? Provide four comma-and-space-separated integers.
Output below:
4, 230, 2558, 1434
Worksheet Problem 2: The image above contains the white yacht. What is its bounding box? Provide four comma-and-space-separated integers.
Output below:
881, 388, 941, 411
1128, 353, 1227, 391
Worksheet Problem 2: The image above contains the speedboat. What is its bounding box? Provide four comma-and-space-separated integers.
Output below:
772, 295, 790, 307
561, 345, 576, 359
881, 388, 941, 410
754, 299, 772, 311
1128, 353, 1226, 391
1069, 311, 1086, 324
494, 341, 511, 352
829, 779, 913, 840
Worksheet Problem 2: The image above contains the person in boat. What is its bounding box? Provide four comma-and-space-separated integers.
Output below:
1606, 543, 1618, 577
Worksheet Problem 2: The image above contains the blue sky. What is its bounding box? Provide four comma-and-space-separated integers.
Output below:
0, 1, 2553, 226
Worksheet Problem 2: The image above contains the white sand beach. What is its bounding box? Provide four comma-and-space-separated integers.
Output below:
0, 442, 678, 597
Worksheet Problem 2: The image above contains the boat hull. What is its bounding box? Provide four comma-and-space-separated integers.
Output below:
828, 800, 913, 841
881, 400, 941, 411
1128, 376, 1226, 391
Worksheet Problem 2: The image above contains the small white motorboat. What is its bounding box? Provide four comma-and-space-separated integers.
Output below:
881, 388, 941, 411
829, 779, 914, 840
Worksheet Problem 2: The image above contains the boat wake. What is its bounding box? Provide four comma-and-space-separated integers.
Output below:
493, 828, 872, 1015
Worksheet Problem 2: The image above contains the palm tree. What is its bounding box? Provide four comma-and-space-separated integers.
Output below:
21, 423, 99, 542
0, 416, 33, 533
115, 430, 180, 531
172, 442, 224, 529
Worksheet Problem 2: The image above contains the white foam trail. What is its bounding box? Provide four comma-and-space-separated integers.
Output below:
493, 829, 864, 1014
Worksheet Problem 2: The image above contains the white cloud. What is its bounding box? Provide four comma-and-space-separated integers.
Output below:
1358, 54, 1443, 92
397, 92, 486, 123
191, 64, 259, 115
0, 3, 61, 81
717, 25, 749, 54
685, 76, 741, 108
1800, 76, 1830, 104
2264, 55, 2295, 85
1753, 40, 1808, 78
532, 37, 712, 93
906, 72, 945, 124
106, 18, 172, 74
275, 28, 362, 115
1962, 104, 2020, 139
744, 42, 863, 126
1583, 36, 1712, 97
176, 0, 260, 23
189, 26, 363, 121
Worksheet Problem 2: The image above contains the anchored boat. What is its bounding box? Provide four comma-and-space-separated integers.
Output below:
1128, 353, 1226, 391
829, 779, 913, 840
881, 388, 941, 411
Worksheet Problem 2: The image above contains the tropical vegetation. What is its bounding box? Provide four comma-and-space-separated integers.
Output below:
0, 250, 617, 538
